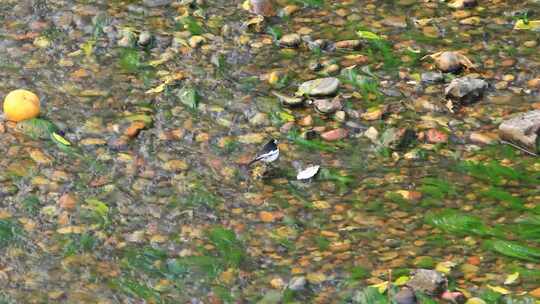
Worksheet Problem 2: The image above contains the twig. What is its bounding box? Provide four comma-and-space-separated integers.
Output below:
500, 140, 538, 156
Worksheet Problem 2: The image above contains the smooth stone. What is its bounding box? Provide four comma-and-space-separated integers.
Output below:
297, 77, 340, 96
499, 110, 540, 152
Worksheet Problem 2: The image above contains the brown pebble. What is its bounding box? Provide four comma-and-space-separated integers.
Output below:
321, 128, 348, 141
425, 129, 448, 143
58, 193, 77, 210
280, 121, 295, 133
500, 58, 516, 67
124, 121, 147, 138
299, 115, 313, 126
527, 78, 540, 88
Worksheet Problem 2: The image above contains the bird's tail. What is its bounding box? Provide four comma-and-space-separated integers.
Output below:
247, 157, 260, 166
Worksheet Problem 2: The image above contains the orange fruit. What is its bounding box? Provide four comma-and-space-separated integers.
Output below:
3, 89, 40, 122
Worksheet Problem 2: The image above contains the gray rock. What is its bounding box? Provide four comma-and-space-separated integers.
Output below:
444, 77, 488, 103
395, 287, 417, 304
313, 96, 342, 114
279, 33, 301, 47
297, 77, 340, 96
499, 109, 540, 153
406, 269, 447, 297
143, 0, 172, 7
421, 71, 444, 83
288, 276, 307, 291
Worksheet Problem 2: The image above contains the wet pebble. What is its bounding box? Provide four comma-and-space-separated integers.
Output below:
279, 33, 301, 48
421, 71, 444, 84
313, 96, 342, 114
321, 128, 348, 141
425, 129, 448, 143
334, 39, 361, 50
297, 77, 340, 96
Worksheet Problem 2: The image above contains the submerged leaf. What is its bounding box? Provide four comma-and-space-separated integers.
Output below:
51, 132, 71, 146
177, 87, 200, 109
357, 30, 383, 40
426, 209, 493, 236
353, 286, 387, 304
208, 227, 245, 267
514, 19, 540, 30
15, 118, 58, 140
485, 240, 540, 262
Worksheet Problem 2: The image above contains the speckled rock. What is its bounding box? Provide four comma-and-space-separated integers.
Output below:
406, 269, 447, 297
444, 77, 488, 104
395, 287, 417, 304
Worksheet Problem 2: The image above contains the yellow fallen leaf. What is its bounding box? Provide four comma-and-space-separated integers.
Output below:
241, 0, 251, 11
394, 276, 410, 286
145, 72, 185, 94
465, 297, 487, 304
371, 281, 388, 294
148, 50, 175, 67
306, 272, 327, 284
436, 261, 457, 274
145, 83, 167, 94
504, 272, 520, 285
487, 284, 511, 295
514, 20, 540, 30
312, 200, 331, 209
57, 225, 85, 234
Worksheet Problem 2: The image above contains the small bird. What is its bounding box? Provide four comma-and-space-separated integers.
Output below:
248, 138, 279, 166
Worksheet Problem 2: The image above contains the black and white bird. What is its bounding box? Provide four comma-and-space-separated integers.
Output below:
248, 138, 279, 166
